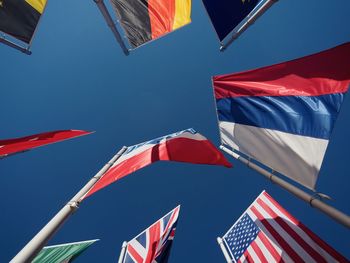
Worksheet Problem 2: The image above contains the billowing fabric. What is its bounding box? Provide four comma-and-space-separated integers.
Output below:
84, 128, 231, 198
0, 130, 91, 158
123, 206, 180, 263
213, 42, 350, 189
0, 0, 47, 43
32, 239, 98, 263
110, 0, 191, 48
202, 0, 259, 41
221, 191, 348, 263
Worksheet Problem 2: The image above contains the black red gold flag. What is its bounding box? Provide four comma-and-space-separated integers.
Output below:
0, 0, 47, 44
110, 0, 191, 48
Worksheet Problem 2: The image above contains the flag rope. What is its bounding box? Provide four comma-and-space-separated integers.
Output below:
220, 145, 350, 228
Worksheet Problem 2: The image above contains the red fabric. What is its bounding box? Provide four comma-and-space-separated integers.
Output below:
84, 137, 231, 198
0, 130, 91, 157
214, 42, 350, 99
148, 0, 175, 40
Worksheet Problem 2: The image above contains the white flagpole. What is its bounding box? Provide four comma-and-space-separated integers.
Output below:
220, 145, 350, 228
220, 0, 278, 52
93, 0, 129, 55
0, 36, 31, 55
11, 146, 128, 263
117, 241, 128, 263
217, 237, 233, 263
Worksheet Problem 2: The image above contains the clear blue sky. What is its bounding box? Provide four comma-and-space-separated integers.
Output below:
0, 0, 349, 262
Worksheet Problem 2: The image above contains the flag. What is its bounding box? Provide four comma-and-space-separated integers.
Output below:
220, 191, 348, 263
202, 0, 260, 41
32, 239, 98, 263
0, 130, 92, 158
84, 128, 231, 198
110, 0, 191, 48
213, 42, 350, 189
0, 0, 47, 44
122, 206, 180, 263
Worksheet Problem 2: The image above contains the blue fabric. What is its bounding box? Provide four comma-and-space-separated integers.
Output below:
202, 0, 260, 41
216, 93, 345, 139
223, 214, 260, 261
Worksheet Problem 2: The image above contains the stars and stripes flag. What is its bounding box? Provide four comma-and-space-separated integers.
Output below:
122, 206, 180, 263
219, 191, 348, 263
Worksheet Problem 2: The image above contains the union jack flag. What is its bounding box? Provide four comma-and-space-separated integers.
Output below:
122, 206, 180, 263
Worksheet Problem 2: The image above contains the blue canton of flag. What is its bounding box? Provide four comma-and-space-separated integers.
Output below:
223, 214, 260, 261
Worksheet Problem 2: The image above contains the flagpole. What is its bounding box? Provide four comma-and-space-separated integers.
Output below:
11, 146, 128, 263
117, 241, 128, 263
93, 0, 129, 56
217, 237, 233, 263
0, 36, 31, 55
220, 0, 278, 52
220, 145, 350, 228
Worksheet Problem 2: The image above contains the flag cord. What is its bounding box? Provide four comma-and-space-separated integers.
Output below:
220, 0, 278, 52
10, 146, 128, 263
219, 145, 350, 228
93, 0, 130, 56
0, 35, 32, 55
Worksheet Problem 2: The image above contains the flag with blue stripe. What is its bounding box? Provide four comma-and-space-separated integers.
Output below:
213, 43, 350, 189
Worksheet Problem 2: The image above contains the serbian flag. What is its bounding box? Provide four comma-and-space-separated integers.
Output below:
214, 42, 350, 190
84, 128, 231, 198
121, 206, 180, 263
0, 130, 92, 158
110, 0, 191, 48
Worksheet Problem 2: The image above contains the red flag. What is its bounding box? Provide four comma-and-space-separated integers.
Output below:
84, 129, 231, 198
0, 130, 92, 158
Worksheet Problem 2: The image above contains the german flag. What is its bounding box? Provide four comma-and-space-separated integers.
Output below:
0, 0, 46, 44
111, 0, 191, 48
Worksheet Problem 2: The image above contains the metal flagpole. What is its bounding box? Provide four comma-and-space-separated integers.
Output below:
93, 0, 129, 56
11, 146, 128, 263
220, 145, 350, 228
0, 36, 31, 55
117, 241, 128, 263
217, 237, 233, 263
220, 0, 278, 52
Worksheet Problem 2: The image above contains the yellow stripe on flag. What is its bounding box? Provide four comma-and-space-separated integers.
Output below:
25, 0, 47, 14
173, 0, 191, 30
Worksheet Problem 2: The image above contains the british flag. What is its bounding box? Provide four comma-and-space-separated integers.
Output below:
122, 206, 180, 263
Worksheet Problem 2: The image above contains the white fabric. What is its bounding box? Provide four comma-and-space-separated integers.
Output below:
219, 121, 329, 189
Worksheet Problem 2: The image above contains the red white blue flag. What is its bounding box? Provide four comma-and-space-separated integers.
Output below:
122, 206, 180, 263
85, 128, 231, 198
220, 191, 348, 263
214, 42, 350, 189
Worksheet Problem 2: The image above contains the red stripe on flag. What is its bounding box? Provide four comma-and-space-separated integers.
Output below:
251, 241, 268, 263
145, 221, 161, 263
84, 137, 231, 198
127, 245, 144, 263
250, 206, 304, 262
258, 232, 284, 263
214, 42, 350, 99
242, 249, 254, 263
257, 198, 327, 263
262, 192, 349, 262
148, 0, 175, 39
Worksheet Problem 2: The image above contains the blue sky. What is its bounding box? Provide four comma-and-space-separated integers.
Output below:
0, 0, 349, 262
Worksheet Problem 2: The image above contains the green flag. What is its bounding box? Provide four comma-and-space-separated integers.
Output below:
32, 239, 99, 263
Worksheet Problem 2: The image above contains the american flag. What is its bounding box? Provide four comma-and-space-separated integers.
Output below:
221, 191, 348, 263
122, 206, 180, 263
